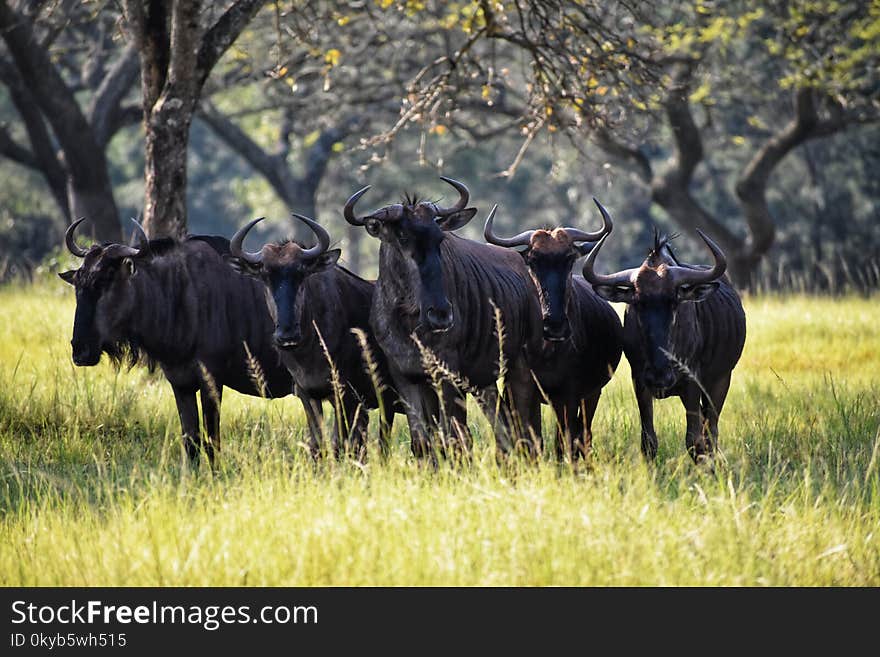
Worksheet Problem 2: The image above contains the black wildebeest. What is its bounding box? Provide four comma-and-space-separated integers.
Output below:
59, 219, 293, 466
343, 177, 543, 459
228, 212, 399, 459
484, 199, 623, 460
581, 213, 746, 464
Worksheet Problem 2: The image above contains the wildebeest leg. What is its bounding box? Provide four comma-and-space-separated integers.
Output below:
299, 390, 324, 459
171, 385, 201, 466
702, 373, 731, 454
575, 391, 600, 460
551, 398, 569, 461
682, 383, 710, 463
199, 384, 223, 469
634, 378, 658, 460
502, 357, 542, 457
337, 389, 369, 461
377, 399, 395, 458
476, 386, 508, 453
438, 382, 471, 459
392, 375, 438, 462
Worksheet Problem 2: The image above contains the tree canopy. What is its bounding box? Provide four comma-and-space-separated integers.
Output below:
0, 0, 877, 288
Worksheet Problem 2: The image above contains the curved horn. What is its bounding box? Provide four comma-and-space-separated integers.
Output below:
129, 218, 150, 255
292, 213, 330, 259
668, 229, 727, 287
344, 186, 371, 226
434, 176, 469, 215
563, 198, 614, 243
230, 217, 266, 265
581, 233, 639, 287
483, 205, 535, 248
65, 217, 89, 257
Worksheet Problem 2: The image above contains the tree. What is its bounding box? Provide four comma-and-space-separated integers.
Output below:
357, 1, 879, 286
0, 0, 140, 241
591, 2, 879, 285
121, 0, 267, 238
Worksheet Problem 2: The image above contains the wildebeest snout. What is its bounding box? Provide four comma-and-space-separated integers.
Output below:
542, 315, 570, 342
274, 327, 303, 349
424, 304, 454, 332
644, 366, 677, 391
71, 340, 101, 366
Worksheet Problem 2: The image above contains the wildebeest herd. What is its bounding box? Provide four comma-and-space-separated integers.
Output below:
59, 177, 746, 468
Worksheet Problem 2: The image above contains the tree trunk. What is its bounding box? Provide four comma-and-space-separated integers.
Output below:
0, 0, 122, 242
143, 100, 195, 239
124, 0, 267, 238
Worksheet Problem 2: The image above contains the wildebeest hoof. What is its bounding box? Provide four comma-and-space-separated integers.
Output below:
694, 454, 715, 474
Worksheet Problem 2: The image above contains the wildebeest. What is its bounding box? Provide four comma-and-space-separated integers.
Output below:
58, 218, 293, 466
581, 213, 746, 464
228, 212, 400, 459
343, 177, 543, 459
484, 199, 623, 460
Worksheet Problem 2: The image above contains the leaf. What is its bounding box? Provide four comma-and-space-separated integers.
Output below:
689, 81, 711, 104
747, 115, 767, 130
324, 49, 341, 66
303, 130, 320, 148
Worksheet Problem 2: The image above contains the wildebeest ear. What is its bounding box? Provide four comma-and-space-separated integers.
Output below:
436, 207, 477, 232
224, 254, 261, 278
575, 242, 595, 257
365, 218, 382, 237
677, 281, 719, 303
311, 249, 341, 269
58, 270, 76, 285
593, 284, 635, 304
122, 257, 137, 278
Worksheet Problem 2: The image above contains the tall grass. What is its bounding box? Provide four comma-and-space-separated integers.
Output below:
0, 280, 878, 585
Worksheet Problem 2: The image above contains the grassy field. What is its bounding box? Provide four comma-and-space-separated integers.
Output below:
1, 279, 878, 585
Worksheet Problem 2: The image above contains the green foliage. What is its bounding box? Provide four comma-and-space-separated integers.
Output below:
1, 282, 878, 585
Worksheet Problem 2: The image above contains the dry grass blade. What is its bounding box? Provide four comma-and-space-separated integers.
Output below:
243, 341, 269, 398
197, 361, 220, 407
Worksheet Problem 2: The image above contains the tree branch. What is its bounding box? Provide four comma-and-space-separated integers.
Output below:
88, 43, 141, 147
0, 54, 70, 216
195, 0, 267, 88
0, 125, 37, 168
0, 0, 97, 163
734, 88, 864, 261
592, 127, 653, 184
663, 62, 703, 185
198, 100, 286, 188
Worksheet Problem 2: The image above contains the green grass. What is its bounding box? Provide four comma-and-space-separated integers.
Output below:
1, 280, 878, 585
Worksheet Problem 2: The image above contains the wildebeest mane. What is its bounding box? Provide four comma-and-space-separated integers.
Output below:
402, 192, 425, 206
649, 227, 681, 265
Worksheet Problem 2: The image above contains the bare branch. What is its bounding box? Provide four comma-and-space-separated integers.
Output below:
88, 43, 141, 147
593, 128, 653, 184
196, 0, 267, 88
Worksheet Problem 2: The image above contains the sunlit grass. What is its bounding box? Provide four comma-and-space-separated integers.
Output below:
1, 280, 878, 585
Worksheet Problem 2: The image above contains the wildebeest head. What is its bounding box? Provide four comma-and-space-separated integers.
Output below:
343, 176, 477, 332
229, 213, 339, 350
484, 198, 611, 342
582, 210, 727, 392
58, 218, 150, 366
